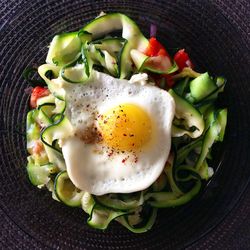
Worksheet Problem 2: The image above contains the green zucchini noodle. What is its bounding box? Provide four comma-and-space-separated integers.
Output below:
25, 12, 227, 233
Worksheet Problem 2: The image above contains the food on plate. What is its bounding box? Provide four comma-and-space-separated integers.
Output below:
24, 12, 227, 232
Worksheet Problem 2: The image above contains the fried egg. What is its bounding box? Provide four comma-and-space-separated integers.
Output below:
60, 71, 175, 195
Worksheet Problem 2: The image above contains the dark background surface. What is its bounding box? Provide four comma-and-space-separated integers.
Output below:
0, 0, 249, 249
1, 185, 249, 249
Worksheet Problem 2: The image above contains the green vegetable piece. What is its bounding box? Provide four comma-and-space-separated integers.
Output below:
198, 160, 213, 180
60, 63, 88, 83
95, 192, 144, 211
116, 207, 158, 233
54, 171, 84, 207
38, 64, 63, 99
173, 77, 190, 97
78, 30, 92, 43
46, 32, 82, 66
141, 56, 178, 74
195, 112, 222, 170
81, 192, 95, 215
27, 157, 58, 186
216, 109, 227, 141
169, 89, 205, 138
92, 38, 125, 56
146, 180, 201, 208
176, 138, 202, 166
26, 110, 40, 150
82, 13, 149, 79
130, 49, 178, 75
87, 204, 128, 230
190, 72, 217, 102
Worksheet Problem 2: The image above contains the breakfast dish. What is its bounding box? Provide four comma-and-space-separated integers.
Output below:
25, 12, 227, 232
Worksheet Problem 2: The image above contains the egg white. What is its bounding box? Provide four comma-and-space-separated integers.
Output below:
60, 71, 175, 195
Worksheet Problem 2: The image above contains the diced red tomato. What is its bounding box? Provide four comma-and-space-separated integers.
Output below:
145, 37, 174, 88
30, 86, 50, 109
163, 74, 175, 88
151, 73, 174, 89
145, 37, 170, 58
32, 140, 44, 155
174, 49, 194, 71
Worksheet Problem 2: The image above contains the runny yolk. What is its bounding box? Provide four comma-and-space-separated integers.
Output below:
98, 104, 152, 151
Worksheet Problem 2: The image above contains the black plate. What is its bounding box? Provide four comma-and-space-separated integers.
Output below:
0, 0, 250, 249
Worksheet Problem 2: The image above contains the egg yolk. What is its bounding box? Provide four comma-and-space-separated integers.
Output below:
98, 104, 152, 151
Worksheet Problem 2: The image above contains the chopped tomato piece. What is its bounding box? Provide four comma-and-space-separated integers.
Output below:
32, 141, 44, 155
30, 86, 50, 109
163, 74, 175, 88
157, 48, 168, 57
174, 49, 194, 71
145, 37, 170, 58
150, 73, 174, 90
145, 37, 176, 88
